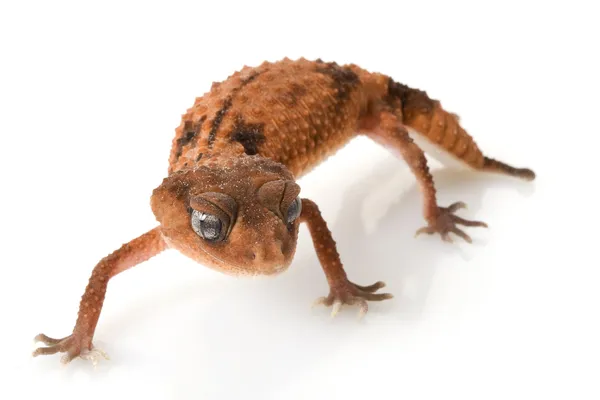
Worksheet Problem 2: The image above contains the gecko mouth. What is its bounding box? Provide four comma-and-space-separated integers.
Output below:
161, 233, 289, 276
194, 239, 289, 277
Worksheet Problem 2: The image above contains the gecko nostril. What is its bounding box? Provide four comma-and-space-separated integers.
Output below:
245, 250, 256, 261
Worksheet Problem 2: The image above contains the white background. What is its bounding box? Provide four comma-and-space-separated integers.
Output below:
1, 1, 598, 399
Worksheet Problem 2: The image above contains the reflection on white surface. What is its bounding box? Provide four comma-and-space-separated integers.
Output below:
18, 143, 551, 399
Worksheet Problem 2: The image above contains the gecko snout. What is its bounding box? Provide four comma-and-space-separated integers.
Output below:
251, 240, 284, 262
244, 239, 292, 275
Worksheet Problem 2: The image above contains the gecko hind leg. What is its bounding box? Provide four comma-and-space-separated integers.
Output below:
368, 111, 488, 243
384, 77, 536, 182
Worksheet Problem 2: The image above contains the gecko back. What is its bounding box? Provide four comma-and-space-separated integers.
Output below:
167, 58, 379, 177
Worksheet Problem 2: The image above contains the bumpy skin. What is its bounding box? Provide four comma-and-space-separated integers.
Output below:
33, 57, 535, 363
168, 58, 371, 177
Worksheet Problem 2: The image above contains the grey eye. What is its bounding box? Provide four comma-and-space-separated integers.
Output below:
286, 197, 302, 223
191, 210, 223, 241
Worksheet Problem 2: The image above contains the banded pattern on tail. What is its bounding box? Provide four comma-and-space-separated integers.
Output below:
386, 78, 485, 169
385, 78, 535, 181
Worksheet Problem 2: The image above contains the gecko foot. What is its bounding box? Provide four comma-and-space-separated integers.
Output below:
415, 202, 488, 243
313, 280, 393, 318
32, 333, 108, 366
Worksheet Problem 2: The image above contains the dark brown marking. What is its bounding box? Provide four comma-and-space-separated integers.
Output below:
315, 62, 360, 103
192, 115, 207, 148
241, 71, 260, 85
197, 115, 207, 127
196, 153, 203, 162
230, 116, 265, 155
208, 97, 233, 148
174, 131, 195, 160
280, 83, 308, 107
386, 78, 435, 121
291, 82, 308, 98
483, 157, 536, 180
206, 72, 261, 149
174, 116, 206, 161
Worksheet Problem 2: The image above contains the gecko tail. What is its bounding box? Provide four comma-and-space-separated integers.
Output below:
482, 157, 536, 181
384, 77, 536, 181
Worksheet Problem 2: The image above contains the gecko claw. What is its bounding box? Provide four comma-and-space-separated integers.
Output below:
416, 202, 487, 243
77, 347, 110, 367
313, 280, 392, 318
331, 300, 343, 317
34, 333, 63, 346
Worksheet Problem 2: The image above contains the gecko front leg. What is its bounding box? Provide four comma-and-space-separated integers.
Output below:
300, 199, 392, 317
33, 227, 167, 364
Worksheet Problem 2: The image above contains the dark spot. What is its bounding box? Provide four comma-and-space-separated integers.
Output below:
205, 71, 261, 149
315, 61, 360, 110
208, 97, 233, 148
230, 115, 265, 155
174, 116, 206, 161
196, 153, 203, 162
386, 77, 434, 121
291, 83, 307, 96
315, 58, 324, 63
281, 83, 308, 106
240, 71, 260, 86
174, 131, 195, 160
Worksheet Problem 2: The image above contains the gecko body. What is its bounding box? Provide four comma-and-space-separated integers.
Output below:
33, 58, 535, 364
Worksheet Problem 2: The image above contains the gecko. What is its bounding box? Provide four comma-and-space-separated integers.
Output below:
32, 57, 535, 364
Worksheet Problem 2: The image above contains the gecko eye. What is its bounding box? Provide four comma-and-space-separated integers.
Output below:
286, 197, 302, 224
188, 192, 236, 242
191, 210, 223, 241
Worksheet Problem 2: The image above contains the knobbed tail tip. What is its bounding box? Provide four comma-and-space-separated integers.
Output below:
483, 157, 536, 181
518, 168, 536, 181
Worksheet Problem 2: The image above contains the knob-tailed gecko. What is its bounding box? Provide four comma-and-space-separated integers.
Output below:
33, 57, 535, 364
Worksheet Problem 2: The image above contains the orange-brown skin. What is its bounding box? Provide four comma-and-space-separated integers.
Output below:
33, 57, 535, 363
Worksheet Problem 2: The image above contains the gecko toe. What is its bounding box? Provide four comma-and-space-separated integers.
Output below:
356, 299, 369, 319
441, 232, 453, 243
34, 333, 64, 346
79, 346, 110, 367
33, 346, 63, 357
312, 296, 332, 307
451, 227, 472, 243
353, 281, 386, 292
447, 201, 467, 213
330, 300, 343, 317
415, 226, 436, 237
362, 292, 394, 301
452, 215, 488, 228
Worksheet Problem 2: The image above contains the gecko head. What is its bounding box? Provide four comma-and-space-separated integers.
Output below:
150, 154, 302, 276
